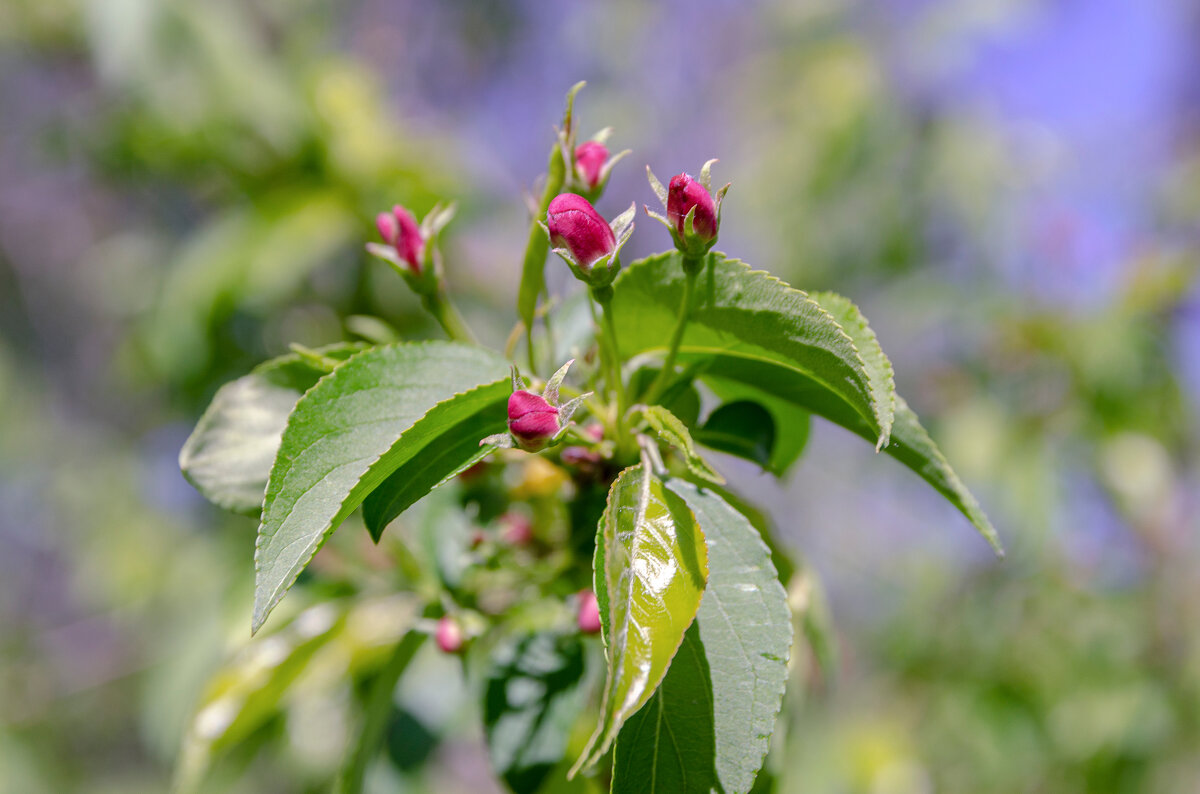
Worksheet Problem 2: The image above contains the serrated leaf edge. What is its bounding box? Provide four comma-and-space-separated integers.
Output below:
252, 342, 505, 633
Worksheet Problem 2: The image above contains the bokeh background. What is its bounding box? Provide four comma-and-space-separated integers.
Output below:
3, 0, 1199, 791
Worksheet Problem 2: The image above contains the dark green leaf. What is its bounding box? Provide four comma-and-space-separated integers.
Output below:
612, 481, 792, 794
703, 381, 810, 475
361, 383, 509, 541
572, 465, 709, 776
484, 633, 593, 793
253, 342, 509, 633
179, 344, 364, 515
694, 401, 776, 469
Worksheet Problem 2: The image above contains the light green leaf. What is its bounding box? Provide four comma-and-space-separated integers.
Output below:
642, 405, 724, 485
253, 342, 509, 633
483, 632, 594, 793
611, 252, 893, 447
612, 481, 792, 794
572, 465, 709, 776
179, 344, 364, 515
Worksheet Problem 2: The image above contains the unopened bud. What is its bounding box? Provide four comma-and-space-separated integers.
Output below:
499, 513, 534, 546
435, 616, 464, 653
574, 141, 609, 190
577, 590, 602, 635
547, 193, 616, 271
667, 174, 717, 241
508, 390, 561, 450
375, 205, 424, 272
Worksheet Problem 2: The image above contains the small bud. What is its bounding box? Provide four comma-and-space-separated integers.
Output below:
577, 590, 602, 635
667, 174, 717, 241
375, 205, 425, 272
499, 513, 534, 546
574, 141, 609, 190
560, 446, 601, 468
547, 193, 616, 271
508, 390, 561, 450
435, 616, 464, 653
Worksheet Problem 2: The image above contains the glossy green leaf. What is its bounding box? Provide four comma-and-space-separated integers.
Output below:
179, 344, 364, 514
612, 481, 792, 794
571, 465, 709, 776
253, 342, 509, 633
611, 252, 893, 447
484, 632, 593, 793
694, 401, 776, 470
642, 405, 724, 485
361, 382, 509, 541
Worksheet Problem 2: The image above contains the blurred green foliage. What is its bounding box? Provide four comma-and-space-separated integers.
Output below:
2, 0, 1198, 792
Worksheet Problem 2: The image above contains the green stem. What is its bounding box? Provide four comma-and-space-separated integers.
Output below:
646, 256, 701, 404
518, 146, 567, 375
335, 632, 425, 794
422, 290, 477, 345
593, 287, 628, 451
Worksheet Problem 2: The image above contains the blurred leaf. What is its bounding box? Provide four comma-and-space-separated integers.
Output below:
642, 405, 724, 484
572, 465, 709, 775
179, 344, 363, 514
612, 481, 792, 794
253, 342, 508, 633
483, 632, 593, 793
694, 400, 776, 470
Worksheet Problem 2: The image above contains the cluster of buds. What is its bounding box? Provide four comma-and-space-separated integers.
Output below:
646, 160, 730, 264
366, 202, 457, 295
482, 360, 589, 452
544, 194, 635, 289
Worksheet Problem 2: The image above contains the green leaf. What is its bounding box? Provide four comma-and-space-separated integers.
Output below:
361, 383, 509, 542
612, 481, 792, 794
484, 632, 594, 793
613, 254, 1000, 553
642, 405, 724, 485
571, 465, 709, 776
179, 344, 364, 515
703, 382, 811, 475
807, 291, 1002, 555
253, 342, 509, 633
611, 252, 894, 447
694, 401, 776, 470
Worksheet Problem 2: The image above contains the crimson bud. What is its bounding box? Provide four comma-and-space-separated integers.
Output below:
574, 141, 609, 191
546, 193, 616, 270
507, 390, 561, 450
667, 173, 717, 241
375, 205, 424, 272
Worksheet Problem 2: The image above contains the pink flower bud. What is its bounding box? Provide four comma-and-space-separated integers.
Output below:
574, 141, 609, 190
507, 389, 561, 448
375, 204, 424, 272
667, 174, 717, 241
499, 513, 534, 546
547, 193, 616, 270
435, 616, 464, 653
577, 590, 602, 635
